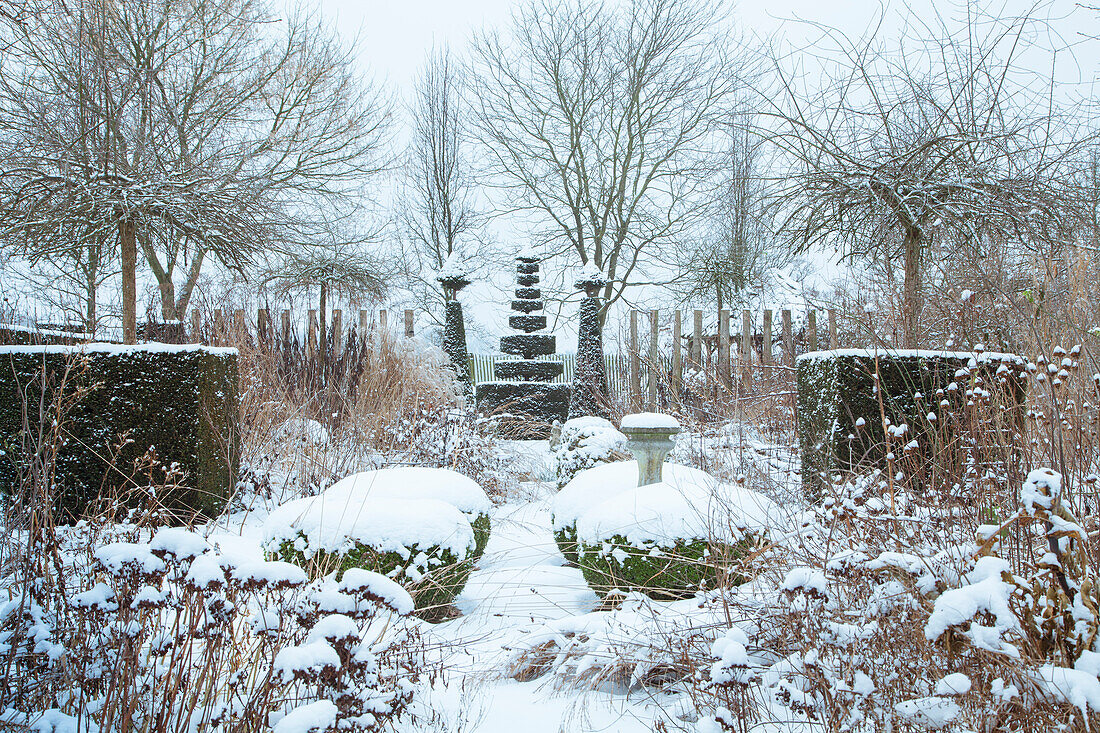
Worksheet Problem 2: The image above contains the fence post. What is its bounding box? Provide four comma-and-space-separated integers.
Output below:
782, 309, 794, 367
213, 309, 225, 346
281, 310, 291, 347
718, 309, 731, 390
741, 309, 753, 393
807, 310, 818, 352
648, 309, 658, 410
190, 309, 202, 344
828, 308, 838, 349
380, 309, 388, 331
359, 309, 369, 336
692, 309, 703, 367
404, 309, 414, 338
763, 309, 773, 366
332, 309, 343, 354
257, 308, 269, 343
234, 309, 246, 342
671, 310, 682, 405
308, 309, 318, 356
629, 310, 641, 410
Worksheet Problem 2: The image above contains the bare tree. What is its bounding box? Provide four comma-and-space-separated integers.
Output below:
263, 243, 388, 359
471, 0, 741, 317
0, 0, 392, 341
675, 123, 789, 315
399, 46, 482, 313
762, 7, 1089, 348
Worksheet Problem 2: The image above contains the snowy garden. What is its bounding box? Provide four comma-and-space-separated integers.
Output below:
2, 0, 1100, 731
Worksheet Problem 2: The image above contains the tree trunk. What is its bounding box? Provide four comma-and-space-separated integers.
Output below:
159, 277, 177, 321
318, 281, 328, 361
85, 245, 98, 337
120, 218, 137, 344
902, 226, 923, 349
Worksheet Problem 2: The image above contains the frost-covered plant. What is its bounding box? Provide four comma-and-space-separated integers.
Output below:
0, 526, 426, 732
550, 416, 627, 489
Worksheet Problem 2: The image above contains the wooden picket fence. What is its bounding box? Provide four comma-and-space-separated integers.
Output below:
187, 304, 840, 410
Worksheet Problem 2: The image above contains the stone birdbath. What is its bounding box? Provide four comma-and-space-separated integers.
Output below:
620, 412, 681, 486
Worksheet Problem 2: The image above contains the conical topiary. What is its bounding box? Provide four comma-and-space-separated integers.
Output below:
569, 264, 610, 419
437, 252, 472, 393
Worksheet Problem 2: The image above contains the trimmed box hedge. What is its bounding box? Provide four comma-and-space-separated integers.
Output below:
508, 314, 548, 333
494, 359, 564, 382
0, 344, 239, 519
501, 334, 556, 358
511, 299, 543, 313
475, 381, 570, 438
797, 349, 1025, 500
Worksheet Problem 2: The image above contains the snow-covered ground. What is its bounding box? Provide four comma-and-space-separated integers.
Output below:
214, 439, 719, 731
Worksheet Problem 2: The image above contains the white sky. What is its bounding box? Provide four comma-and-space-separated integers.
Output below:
301, 0, 1100, 349
319, 0, 1100, 95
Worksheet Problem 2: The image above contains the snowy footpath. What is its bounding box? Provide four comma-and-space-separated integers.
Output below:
417, 488, 668, 732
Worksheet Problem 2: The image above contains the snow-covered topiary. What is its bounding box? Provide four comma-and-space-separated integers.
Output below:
263, 481, 476, 619
552, 460, 778, 599
321, 467, 492, 558
550, 417, 627, 490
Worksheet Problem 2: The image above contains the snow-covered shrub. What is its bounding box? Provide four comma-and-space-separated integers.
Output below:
264, 481, 477, 620
550, 416, 628, 489
0, 344, 239, 519
552, 460, 778, 599
319, 467, 492, 558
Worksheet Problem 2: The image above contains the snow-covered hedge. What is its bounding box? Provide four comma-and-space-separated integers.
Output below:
550, 417, 627, 489
796, 349, 1025, 500
553, 461, 778, 599
0, 343, 239, 519
263, 473, 480, 619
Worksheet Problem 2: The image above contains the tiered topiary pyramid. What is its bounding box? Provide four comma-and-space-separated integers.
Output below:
475, 251, 569, 437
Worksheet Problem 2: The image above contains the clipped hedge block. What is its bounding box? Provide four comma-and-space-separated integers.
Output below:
0, 324, 91, 346
517, 262, 539, 274
514, 288, 541, 300
797, 349, 1026, 500
517, 274, 540, 287
501, 334, 556, 358
0, 344, 239, 519
509, 315, 547, 333
494, 359, 563, 382
511, 299, 543, 313
475, 381, 570, 438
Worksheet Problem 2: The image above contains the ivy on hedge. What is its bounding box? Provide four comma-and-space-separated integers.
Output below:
0, 344, 239, 520
273, 535, 474, 622
577, 535, 753, 601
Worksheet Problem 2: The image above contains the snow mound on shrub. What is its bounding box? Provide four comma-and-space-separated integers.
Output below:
262, 482, 474, 559
575, 472, 779, 546
553, 460, 773, 536
323, 467, 490, 517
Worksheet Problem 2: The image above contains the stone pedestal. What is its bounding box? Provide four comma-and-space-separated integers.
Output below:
621, 418, 681, 486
